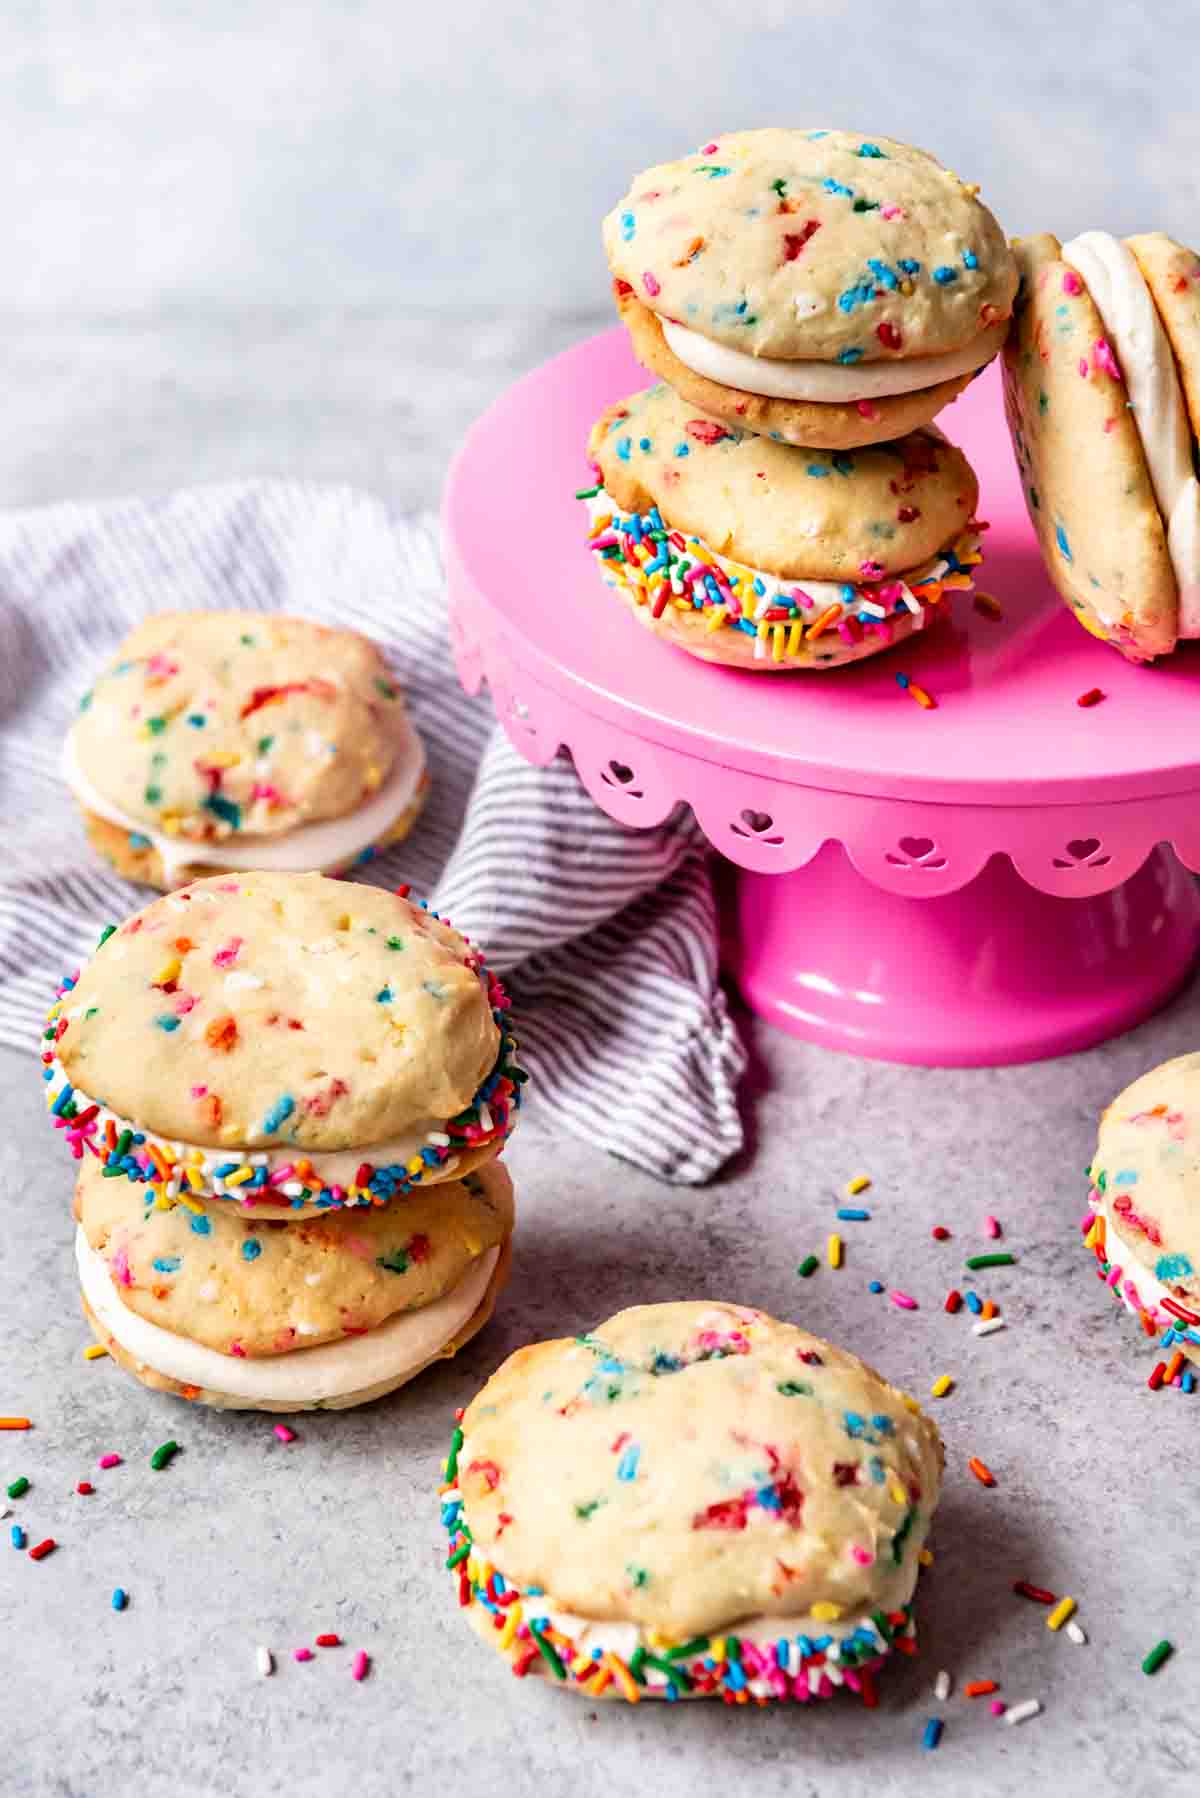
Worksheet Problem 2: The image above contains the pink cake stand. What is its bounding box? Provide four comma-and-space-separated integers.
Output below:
443, 327, 1200, 1067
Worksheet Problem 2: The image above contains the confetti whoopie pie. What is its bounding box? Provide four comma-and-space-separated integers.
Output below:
441, 1301, 943, 1703
1085, 1054, 1200, 1363
64, 612, 429, 889
583, 383, 983, 670
604, 128, 1017, 450
43, 872, 524, 1409
1003, 231, 1200, 660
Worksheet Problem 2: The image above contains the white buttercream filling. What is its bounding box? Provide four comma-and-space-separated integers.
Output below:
77, 1227, 498, 1402
62, 718, 427, 884
1061, 231, 1200, 637
661, 318, 1006, 404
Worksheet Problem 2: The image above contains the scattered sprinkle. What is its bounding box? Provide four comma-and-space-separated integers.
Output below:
273, 1424, 296, 1444
846, 1175, 871, 1195
0, 1418, 31, 1431
257, 1646, 274, 1676
934, 1669, 952, 1701
1013, 1581, 1056, 1604
28, 1537, 56, 1561
921, 1717, 943, 1750
6, 1477, 29, 1498
931, 1375, 954, 1398
907, 682, 936, 710
973, 591, 1004, 620
868, 1280, 884, 1294
294, 1647, 314, 1663
964, 1679, 999, 1697
1003, 1699, 1042, 1726
316, 1633, 341, 1647
797, 1254, 820, 1278
112, 1588, 128, 1611
149, 1440, 180, 1472
837, 1207, 871, 1222
1046, 1596, 1077, 1632
984, 1216, 1002, 1239
1065, 1619, 1088, 1646
827, 1233, 843, 1270
98, 1454, 121, 1470
965, 1252, 1015, 1270
968, 1456, 996, 1487
76, 1481, 94, 1496
1077, 687, 1106, 708
932, 1226, 951, 1241
82, 1344, 109, 1361
352, 1650, 370, 1681
944, 1289, 963, 1313
973, 1317, 1007, 1337
10, 1525, 25, 1549
890, 1290, 918, 1310
1142, 1640, 1174, 1675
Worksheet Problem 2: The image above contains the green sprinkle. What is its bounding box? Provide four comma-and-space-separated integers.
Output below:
574, 1498, 604, 1520
144, 785, 162, 806
626, 1564, 650, 1589
375, 677, 399, 699
146, 716, 167, 735
642, 1653, 690, 1692
574, 484, 601, 500
386, 936, 405, 951
871, 1609, 894, 1644
776, 1380, 814, 1397
149, 1440, 179, 1472
1142, 1639, 1174, 1675
445, 1539, 472, 1569
445, 1426, 464, 1484
628, 1645, 648, 1683
6, 1477, 29, 1499
375, 1248, 410, 1275
892, 1505, 918, 1564
529, 1623, 567, 1680
797, 1254, 820, 1278
257, 735, 274, 755
114, 1129, 132, 1160
665, 1636, 709, 1660
240, 633, 256, 646
965, 1253, 1016, 1270
725, 1634, 741, 1662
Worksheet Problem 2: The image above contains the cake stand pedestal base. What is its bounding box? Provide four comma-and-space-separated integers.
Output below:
728, 843, 1200, 1067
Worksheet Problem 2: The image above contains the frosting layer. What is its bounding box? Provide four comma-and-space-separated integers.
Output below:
78, 1227, 499, 1403
1061, 231, 1200, 636
661, 318, 1005, 402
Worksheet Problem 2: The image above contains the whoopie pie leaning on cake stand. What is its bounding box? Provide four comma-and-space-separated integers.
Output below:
42, 871, 524, 1410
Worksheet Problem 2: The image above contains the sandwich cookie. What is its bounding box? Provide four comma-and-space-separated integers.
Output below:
441, 1300, 942, 1703
1086, 1053, 1200, 1359
1002, 232, 1200, 660
74, 1153, 514, 1411
65, 612, 429, 888
42, 872, 524, 1216
604, 128, 1016, 449
584, 383, 983, 670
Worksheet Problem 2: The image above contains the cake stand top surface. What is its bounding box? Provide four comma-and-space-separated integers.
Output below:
444, 327, 1200, 806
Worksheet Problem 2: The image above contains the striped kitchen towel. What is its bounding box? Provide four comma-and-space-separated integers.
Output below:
0, 482, 745, 1182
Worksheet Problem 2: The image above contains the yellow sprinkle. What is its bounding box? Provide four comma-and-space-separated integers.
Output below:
756, 618, 770, 640
900, 279, 914, 296
931, 1375, 954, 1399
703, 605, 727, 634
772, 624, 785, 663
183, 1167, 205, 1193
159, 1143, 177, 1165
846, 1174, 871, 1196
585, 1663, 613, 1696
570, 1652, 594, 1677
589, 513, 613, 538
941, 572, 974, 592
918, 1548, 935, 1567
1083, 1219, 1100, 1249
152, 1192, 174, 1211
175, 1191, 204, 1214
498, 1602, 522, 1652
888, 1477, 908, 1507
223, 1166, 254, 1187
709, 1636, 726, 1663
406, 1156, 424, 1176
1046, 1596, 1077, 1632
786, 620, 804, 657
83, 1343, 109, 1361
827, 1233, 843, 1269
811, 1601, 843, 1622
902, 1395, 921, 1414
211, 751, 243, 769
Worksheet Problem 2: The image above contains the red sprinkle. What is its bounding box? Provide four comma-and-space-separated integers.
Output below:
316, 1633, 341, 1648
29, 1538, 56, 1561
1076, 688, 1106, 708
932, 1226, 951, 1241
1148, 1361, 1167, 1391
76, 1481, 94, 1496
944, 1289, 963, 1313
1013, 1581, 1056, 1604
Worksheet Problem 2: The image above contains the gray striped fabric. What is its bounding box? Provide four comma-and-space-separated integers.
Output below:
0, 482, 744, 1182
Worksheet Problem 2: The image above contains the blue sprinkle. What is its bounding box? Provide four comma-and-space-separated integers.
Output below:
638, 437, 652, 452
922, 1717, 943, 1751
868, 1458, 885, 1484
673, 442, 690, 457
868, 1280, 884, 1293
261, 1095, 295, 1134
190, 1214, 212, 1236
375, 986, 393, 1003
128, 832, 152, 850
932, 265, 958, 284
836, 347, 864, 364
616, 1444, 641, 1482
1113, 1169, 1139, 1186
112, 1588, 128, 1611
1183, 1369, 1196, 1394
616, 436, 632, 462
867, 258, 898, 290
1156, 1253, 1193, 1280
823, 177, 854, 197
871, 1414, 895, 1435
11, 1526, 25, 1549
962, 248, 979, 269
202, 792, 242, 830
620, 210, 635, 241
898, 258, 921, 275
186, 713, 206, 728
214, 1162, 239, 1179
154, 1015, 181, 1032
806, 463, 831, 478
1055, 521, 1073, 562
151, 1256, 181, 1273
837, 1207, 870, 1221
856, 142, 885, 158
964, 1290, 983, 1315
837, 280, 875, 313
242, 1238, 262, 1262
894, 672, 911, 689
831, 453, 855, 476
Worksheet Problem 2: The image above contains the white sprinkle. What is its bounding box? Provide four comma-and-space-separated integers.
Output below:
280, 1181, 305, 1197
256, 1645, 274, 1677
294, 1320, 320, 1337
973, 1317, 1007, 1337
1065, 1620, 1087, 1646
305, 1272, 322, 1287
934, 1669, 951, 1702
425, 1132, 452, 1148
224, 971, 265, 993
899, 584, 922, 615
1003, 1699, 1042, 1726
477, 1104, 493, 1134
754, 633, 766, 660
857, 600, 887, 619
0, 1504, 10, 1521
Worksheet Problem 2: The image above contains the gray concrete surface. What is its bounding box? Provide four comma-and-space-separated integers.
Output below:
1, 303, 1198, 1796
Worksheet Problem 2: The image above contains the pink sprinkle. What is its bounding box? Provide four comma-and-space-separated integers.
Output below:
850, 1545, 875, 1565
789, 587, 814, 610
890, 1290, 919, 1311
991, 1700, 1006, 1716
274, 1424, 296, 1444
352, 1650, 370, 1681
294, 1647, 314, 1663
269, 1164, 296, 1185
881, 204, 904, 220
191, 1085, 208, 1099
174, 993, 198, 1015
1062, 270, 1083, 295
212, 936, 244, 969
642, 271, 661, 297
985, 1216, 1002, 1239
98, 1453, 122, 1470
702, 142, 718, 154
1092, 337, 1122, 380
111, 1248, 132, 1288
856, 399, 880, 419
1078, 357, 1090, 379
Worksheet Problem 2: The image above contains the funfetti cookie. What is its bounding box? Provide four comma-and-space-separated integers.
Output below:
603, 129, 1017, 450
1002, 231, 1200, 661
441, 1301, 943, 1703
583, 384, 983, 670
42, 873, 524, 1218
1086, 1054, 1200, 1367
73, 1153, 515, 1411
65, 612, 429, 889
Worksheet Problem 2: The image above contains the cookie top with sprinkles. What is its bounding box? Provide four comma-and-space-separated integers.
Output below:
71, 612, 416, 844
603, 129, 1017, 362
590, 384, 978, 581
1093, 1053, 1200, 1301
55, 873, 503, 1153
75, 1153, 514, 1356
456, 1300, 942, 1640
